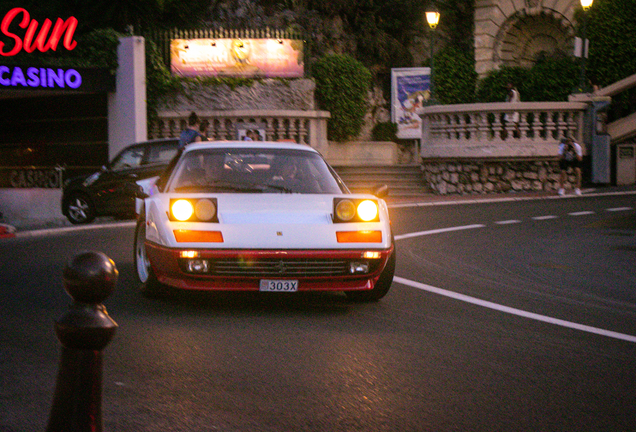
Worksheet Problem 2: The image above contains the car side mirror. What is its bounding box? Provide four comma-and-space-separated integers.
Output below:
371, 184, 389, 199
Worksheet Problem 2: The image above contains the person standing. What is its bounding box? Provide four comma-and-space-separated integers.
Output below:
178, 112, 205, 149
557, 137, 583, 196
504, 82, 520, 138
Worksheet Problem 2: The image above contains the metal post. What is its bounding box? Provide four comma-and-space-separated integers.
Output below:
430, 31, 436, 104
47, 251, 118, 432
578, 11, 588, 93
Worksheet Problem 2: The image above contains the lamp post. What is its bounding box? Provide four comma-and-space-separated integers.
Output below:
426, 8, 440, 104
577, 0, 593, 93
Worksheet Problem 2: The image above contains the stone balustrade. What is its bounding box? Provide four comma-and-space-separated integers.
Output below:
149, 109, 330, 153
417, 101, 590, 194
418, 101, 589, 159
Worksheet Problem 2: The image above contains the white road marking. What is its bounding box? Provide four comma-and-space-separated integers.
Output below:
393, 276, 636, 344
569, 211, 595, 216
532, 215, 558, 221
494, 219, 521, 225
393, 199, 636, 342
394, 224, 485, 241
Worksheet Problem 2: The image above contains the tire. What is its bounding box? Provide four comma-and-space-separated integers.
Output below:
64, 192, 96, 224
133, 217, 165, 298
346, 241, 396, 303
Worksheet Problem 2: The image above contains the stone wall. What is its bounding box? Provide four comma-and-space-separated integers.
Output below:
160, 78, 317, 112
422, 158, 578, 195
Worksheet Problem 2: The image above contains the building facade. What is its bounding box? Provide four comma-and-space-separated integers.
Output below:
475, 0, 580, 77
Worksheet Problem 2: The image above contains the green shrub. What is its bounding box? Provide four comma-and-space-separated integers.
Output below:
312, 54, 372, 142
371, 122, 398, 142
435, 46, 478, 104
476, 65, 530, 103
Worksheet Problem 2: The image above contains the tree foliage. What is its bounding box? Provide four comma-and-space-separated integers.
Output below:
435, 46, 477, 104
312, 54, 372, 142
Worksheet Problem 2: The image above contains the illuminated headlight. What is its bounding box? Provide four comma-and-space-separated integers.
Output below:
349, 261, 369, 274
186, 259, 209, 273
357, 200, 378, 222
334, 198, 380, 223
170, 198, 219, 222
172, 199, 194, 221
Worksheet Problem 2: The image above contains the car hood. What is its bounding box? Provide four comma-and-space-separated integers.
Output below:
144, 193, 391, 250
217, 194, 334, 224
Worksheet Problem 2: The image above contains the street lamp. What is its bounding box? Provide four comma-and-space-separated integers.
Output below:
577, 0, 593, 93
426, 8, 440, 104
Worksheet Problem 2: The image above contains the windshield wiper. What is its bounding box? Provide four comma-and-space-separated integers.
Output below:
263, 183, 294, 193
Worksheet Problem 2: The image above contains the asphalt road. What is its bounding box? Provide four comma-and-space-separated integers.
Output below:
1, 191, 635, 431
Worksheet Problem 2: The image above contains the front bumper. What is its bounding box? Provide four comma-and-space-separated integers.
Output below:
145, 241, 393, 292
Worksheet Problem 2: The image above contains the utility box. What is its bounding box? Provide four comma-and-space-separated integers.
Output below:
616, 144, 636, 185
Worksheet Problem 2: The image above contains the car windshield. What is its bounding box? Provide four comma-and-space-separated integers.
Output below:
168, 148, 344, 194
110, 146, 144, 171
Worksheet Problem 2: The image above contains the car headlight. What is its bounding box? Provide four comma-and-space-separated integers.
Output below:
333, 198, 380, 223
335, 200, 356, 221
170, 198, 219, 222
357, 200, 378, 222
172, 199, 194, 221
194, 199, 216, 221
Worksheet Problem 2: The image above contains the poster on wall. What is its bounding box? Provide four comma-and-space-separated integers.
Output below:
171, 38, 304, 78
391, 68, 431, 139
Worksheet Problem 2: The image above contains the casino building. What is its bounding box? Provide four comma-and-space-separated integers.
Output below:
0, 8, 146, 227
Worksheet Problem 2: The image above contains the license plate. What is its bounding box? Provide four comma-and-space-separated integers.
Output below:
259, 280, 298, 292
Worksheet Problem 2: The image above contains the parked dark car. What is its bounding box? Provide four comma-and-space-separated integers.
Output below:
62, 138, 179, 224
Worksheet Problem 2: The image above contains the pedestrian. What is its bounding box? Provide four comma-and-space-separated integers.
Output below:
557, 137, 583, 196
178, 112, 205, 149
199, 119, 210, 141
504, 82, 520, 138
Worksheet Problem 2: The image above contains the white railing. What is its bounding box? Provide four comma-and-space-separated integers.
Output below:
418, 102, 589, 159
149, 109, 330, 152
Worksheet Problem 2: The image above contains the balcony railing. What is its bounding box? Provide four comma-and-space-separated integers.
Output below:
418, 102, 589, 159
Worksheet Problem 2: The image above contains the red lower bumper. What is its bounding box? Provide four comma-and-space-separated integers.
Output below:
145, 242, 392, 292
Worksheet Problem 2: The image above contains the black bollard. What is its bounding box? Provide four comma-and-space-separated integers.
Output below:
47, 251, 118, 432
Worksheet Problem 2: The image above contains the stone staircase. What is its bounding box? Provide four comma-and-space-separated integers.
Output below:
333, 164, 430, 197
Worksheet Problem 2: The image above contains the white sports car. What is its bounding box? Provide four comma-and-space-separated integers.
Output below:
134, 141, 395, 301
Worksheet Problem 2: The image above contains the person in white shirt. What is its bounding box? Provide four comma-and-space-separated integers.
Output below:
557, 137, 583, 196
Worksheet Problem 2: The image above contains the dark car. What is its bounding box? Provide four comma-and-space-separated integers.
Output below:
62, 138, 179, 224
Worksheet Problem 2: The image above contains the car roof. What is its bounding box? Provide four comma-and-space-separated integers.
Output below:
183, 141, 320, 154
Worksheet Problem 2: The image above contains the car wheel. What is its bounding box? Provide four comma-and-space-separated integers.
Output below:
346, 241, 396, 302
134, 218, 165, 298
64, 193, 96, 224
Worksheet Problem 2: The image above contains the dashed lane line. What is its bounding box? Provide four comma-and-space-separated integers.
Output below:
531, 215, 559, 221
494, 219, 522, 225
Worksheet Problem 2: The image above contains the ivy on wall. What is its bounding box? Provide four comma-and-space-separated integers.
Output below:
312, 54, 372, 142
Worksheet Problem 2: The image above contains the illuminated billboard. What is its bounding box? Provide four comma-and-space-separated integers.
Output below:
170, 38, 304, 78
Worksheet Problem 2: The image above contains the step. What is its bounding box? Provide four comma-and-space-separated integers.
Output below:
333, 165, 430, 197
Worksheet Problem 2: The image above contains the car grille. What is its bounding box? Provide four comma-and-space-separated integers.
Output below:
211, 258, 350, 277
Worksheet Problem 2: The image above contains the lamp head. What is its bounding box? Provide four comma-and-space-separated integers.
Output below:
426, 10, 440, 29
581, 0, 593, 11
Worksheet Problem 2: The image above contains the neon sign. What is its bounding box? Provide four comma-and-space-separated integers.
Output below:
0, 8, 78, 56
0, 65, 82, 89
